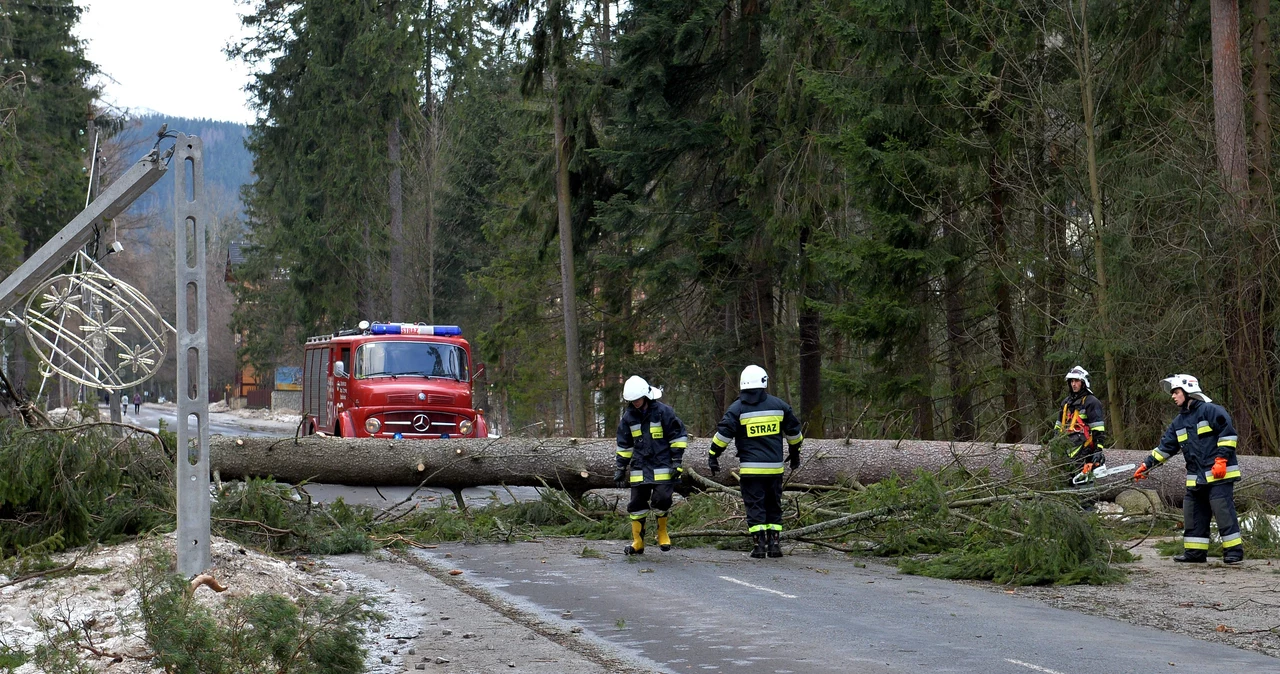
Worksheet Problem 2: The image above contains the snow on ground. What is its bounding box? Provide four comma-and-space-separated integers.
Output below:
0, 536, 418, 674
46, 403, 302, 428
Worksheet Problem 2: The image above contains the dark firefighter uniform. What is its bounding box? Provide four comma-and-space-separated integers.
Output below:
711, 388, 803, 558
1140, 398, 1243, 563
615, 399, 688, 554
1055, 389, 1107, 471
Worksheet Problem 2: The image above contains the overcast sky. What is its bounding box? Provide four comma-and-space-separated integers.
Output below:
76, 0, 256, 124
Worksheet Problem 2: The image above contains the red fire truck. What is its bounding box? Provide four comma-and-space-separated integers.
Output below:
301, 322, 488, 439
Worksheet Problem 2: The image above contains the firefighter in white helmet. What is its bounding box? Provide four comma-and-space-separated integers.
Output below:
708, 365, 803, 558
1055, 366, 1107, 482
1135, 374, 1244, 564
614, 375, 688, 555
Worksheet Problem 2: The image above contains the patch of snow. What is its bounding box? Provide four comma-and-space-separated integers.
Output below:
0, 536, 382, 673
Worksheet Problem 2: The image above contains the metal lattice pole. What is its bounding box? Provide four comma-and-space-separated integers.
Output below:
173, 135, 211, 577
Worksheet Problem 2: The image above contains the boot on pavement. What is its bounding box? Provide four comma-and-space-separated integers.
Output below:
750, 532, 767, 559
656, 515, 672, 552
1173, 550, 1207, 563
766, 530, 783, 558
1223, 547, 1245, 565
624, 519, 645, 556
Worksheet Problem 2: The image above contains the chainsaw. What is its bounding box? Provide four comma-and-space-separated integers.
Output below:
1072, 463, 1137, 486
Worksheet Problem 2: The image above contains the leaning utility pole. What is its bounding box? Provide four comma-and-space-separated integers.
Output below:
0, 129, 211, 577
173, 135, 211, 576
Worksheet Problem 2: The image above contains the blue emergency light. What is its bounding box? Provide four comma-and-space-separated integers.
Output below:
368, 323, 462, 336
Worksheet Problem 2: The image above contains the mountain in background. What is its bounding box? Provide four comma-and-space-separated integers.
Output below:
109, 114, 253, 222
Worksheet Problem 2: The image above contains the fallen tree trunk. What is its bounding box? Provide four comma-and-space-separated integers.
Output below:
208, 436, 1280, 504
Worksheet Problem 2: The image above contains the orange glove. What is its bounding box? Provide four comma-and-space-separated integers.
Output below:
1133, 464, 1150, 480
1081, 463, 1094, 475
1212, 457, 1228, 480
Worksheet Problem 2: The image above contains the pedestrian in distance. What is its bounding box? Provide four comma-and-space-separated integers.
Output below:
1054, 366, 1107, 483
1134, 374, 1244, 564
120, 392, 129, 417
614, 375, 688, 555
708, 365, 803, 559
133, 392, 141, 415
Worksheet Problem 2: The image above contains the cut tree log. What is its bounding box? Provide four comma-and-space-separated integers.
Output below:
208, 436, 1280, 504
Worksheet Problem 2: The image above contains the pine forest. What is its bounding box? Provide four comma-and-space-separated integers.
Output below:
6, 0, 1280, 455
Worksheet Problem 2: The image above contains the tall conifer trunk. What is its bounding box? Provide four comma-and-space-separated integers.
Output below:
1072, 0, 1122, 446
552, 81, 585, 437
798, 223, 823, 437
1251, 0, 1272, 206
1212, 0, 1250, 201
987, 116, 1021, 443
1212, 0, 1277, 453
362, 217, 377, 320
424, 0, 437, 323
942, 200, 975, 441
389, 118, 403, 322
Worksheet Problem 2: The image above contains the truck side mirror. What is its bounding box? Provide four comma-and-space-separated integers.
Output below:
333, 360, 348, 378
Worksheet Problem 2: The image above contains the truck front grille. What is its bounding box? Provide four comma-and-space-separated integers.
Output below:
379, 410, 461, 434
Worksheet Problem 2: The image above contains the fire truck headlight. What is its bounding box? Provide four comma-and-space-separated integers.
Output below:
365, 417, 382, 435
459, 419, 474, 436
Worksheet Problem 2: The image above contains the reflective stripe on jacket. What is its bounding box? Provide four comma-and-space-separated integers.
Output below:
615, 400, 687, 485
1147, 399, 1240, 487
710, 389, 803, 474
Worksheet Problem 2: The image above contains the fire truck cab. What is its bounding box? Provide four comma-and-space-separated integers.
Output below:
301, 322, 488, 439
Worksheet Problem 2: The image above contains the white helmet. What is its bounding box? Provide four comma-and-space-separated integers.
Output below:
1161, 374, 1211, 402
623, 375, 662, 402
740, 365, 768, 390
1064, 366, 1091, 390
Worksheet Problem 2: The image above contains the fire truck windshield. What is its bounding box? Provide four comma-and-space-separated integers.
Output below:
354, 341, 469, 381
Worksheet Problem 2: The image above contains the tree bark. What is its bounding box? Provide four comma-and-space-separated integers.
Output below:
600, 248, 633, 407
912, 290, 935, 441
1212, 0, 1251, 203
798, 223, 824, 437
425, 98, 438, 324
797, 305, 823, 435
1074, 0, 1122, 446
710, 303, 732, 429
423, 0, 437, 324
942, 200, 975, 441
599, 0, 611, 69
754, 274, 776, 375
988, 124, 1021, 443
388, 117, 403, 322
1214, 0, 1277, 454
361, 218, 377, 320
552, 82, 585, 437
1251, 0, 1272, 206
209, 436, 1280, 504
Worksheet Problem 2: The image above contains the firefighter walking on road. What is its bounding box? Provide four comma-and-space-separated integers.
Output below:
708, 365, 803, 559
1134, 374, 1244, 564
1055, 366, 1107, 482
614, 376, 689, 555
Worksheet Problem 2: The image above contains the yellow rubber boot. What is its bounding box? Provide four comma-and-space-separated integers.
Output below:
656, 516, 672, 551
625, 519, 645, 555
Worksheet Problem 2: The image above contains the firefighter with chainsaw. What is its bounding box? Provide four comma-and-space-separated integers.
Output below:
1055, 366, 1108, 483
708, 365, 804, 559
1134, 374, 1244, 564
614, 375, 688, 555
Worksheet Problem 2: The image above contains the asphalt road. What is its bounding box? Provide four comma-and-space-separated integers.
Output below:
413, 540, 1280, 674
98, 402, 293, 438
